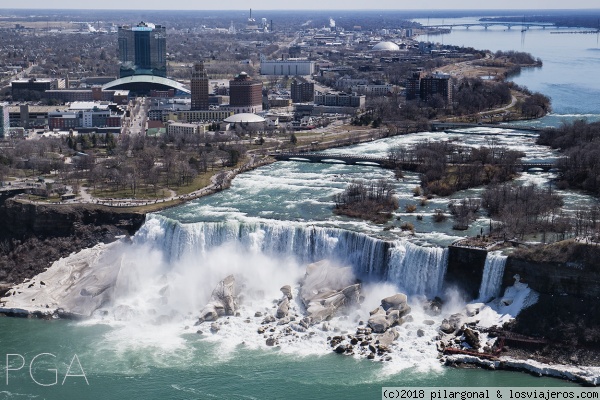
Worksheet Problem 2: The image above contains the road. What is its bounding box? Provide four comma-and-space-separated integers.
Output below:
122, 97, 149, 136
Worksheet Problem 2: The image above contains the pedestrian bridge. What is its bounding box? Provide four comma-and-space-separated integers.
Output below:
270, 152, 558, 172
431, 122, 544, 134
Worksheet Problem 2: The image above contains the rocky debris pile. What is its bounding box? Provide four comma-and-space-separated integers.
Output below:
300, 260, 361, 324
329, 292, 412, 361
367, 293, 411, 333
197, 275, 238, 324
194, 262, 431, 364
437, 305, 500, 357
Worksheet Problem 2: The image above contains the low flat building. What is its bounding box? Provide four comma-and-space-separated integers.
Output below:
161, 110, 233, 124
48, 102, 124, 131
314, 91, 365, 108
44, 88, 130, 104
260, 59, 315, 76
166, 121, 206, 135
9, 105, 70, 129
12, 78, 58, 98
351, 84, 394, 96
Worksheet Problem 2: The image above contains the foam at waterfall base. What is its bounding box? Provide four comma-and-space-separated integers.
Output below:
2, 215, 460, 375
82, 238, 447, 373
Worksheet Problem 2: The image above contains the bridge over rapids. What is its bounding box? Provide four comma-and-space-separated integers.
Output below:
270, 152, 558, 172
431, 122, 545, 134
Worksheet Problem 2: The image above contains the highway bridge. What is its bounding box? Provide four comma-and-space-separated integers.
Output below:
426, 22, 557, 30
270, 152, 557, 172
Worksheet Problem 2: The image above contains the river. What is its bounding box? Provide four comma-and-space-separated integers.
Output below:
2, 15, 599, 399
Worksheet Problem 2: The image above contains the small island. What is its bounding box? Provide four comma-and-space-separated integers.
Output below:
333, 180, 398, 224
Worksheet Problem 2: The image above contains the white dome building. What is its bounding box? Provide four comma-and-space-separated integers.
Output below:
371, 41, 400, 52
224, 113, 266, 131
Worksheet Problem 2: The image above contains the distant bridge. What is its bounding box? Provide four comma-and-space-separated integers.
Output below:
270, 152, 558, 172
426, 22, 557, 30
271, 152, 395, 168
431, 122, 545, 134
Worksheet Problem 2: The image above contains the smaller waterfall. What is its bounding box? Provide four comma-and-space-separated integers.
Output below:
478, 251, 508, 302
387, 241, 448, 297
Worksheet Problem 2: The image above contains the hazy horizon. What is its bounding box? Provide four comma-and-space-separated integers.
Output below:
2, 0, 599, 11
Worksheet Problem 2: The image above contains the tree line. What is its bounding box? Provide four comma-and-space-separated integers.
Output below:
333, 180, 398, 224
538, 120, 600, 196
0, 130, 248, 200
388, 141, 524, 196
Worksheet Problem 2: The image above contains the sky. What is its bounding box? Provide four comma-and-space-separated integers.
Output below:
4, 0, 599, 10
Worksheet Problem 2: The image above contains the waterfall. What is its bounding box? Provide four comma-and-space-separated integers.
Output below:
478, 251, 508, 302
387, 241, 448, 297
136, 214, 390, 279
134, 214, 449, 296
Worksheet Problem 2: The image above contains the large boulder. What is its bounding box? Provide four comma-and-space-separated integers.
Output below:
211, 275, 236, 316
276, 297, 290, 319
463, 328, 480, 349
368, 314, 390, 333
381, 294, 408, 311
395, 303, 411, 319
199, 275, 238, 323
440, 313, 464, 334
299, 261, 361, 324
199, 305, 218, 322
280, 285, 293, 300
378, 329, 399, 346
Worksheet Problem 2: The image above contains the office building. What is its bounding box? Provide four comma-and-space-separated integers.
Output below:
48, 102, 124, 131
290, 77, 315, 103
313, 91, 365, 108
351, 84, 394, 96
11, 78, 58, 98
405, 70, 424, 101
44, 88, 129, 104
166, 121, 206, 136
118, 21, 167, 78
420, 72, 453, 104
9, 105, 69, 129
406, 70, 453, 104
229, 72, 263, 114
161, 110, 233, 124
191, 62, 209, 111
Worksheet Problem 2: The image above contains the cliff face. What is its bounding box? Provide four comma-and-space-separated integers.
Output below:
446, 242, 600, 300
445, 246, 488, 299
503, 258, 600, 299
0, 199, 146, 285
0, 199, 145, 239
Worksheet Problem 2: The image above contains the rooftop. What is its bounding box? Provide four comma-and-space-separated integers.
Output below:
224, 113, 266, 123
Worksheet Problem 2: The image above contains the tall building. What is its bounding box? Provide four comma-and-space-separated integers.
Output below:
406, 70, 453, 104
0, 103, 9, 138
118, 21, 167, 78
405, 69, 424, 101
290, 77, 314, 103
191, 62, 209, 111
229, 72, 263, 114
420, 72, 453, 104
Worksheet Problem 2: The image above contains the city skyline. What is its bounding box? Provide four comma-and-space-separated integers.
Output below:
3, 0, 599, 10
